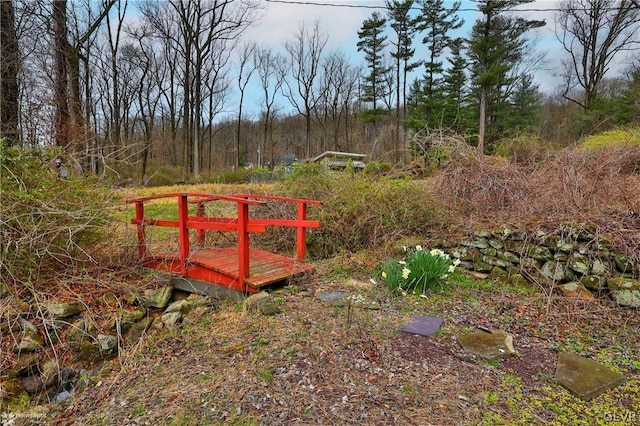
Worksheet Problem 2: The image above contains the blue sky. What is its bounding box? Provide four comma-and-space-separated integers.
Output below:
236, 0, 564, 116
122, 0, 633, 118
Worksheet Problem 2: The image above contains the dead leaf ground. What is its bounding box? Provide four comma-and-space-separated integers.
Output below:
45, 266, 640, 426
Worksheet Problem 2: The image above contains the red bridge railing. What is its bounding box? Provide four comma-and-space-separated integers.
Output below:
126, 193, 321, 291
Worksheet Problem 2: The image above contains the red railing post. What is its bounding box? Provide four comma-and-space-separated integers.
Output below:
237, 201, 250, 291
196, 201, 205, 245
296, 201, 307, 261
135, 201, 147, 259
178, 194, 190, 273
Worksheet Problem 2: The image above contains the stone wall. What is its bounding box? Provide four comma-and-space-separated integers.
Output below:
444, 224, 639, 307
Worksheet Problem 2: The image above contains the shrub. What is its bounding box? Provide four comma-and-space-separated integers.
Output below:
0, 142, 116, 283
364, 161, 392, 176
580, 127, 640, 150
280, 170, 441, 258
493, 134, 556, 163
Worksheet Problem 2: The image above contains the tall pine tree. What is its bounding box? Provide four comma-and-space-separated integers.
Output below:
357, 11, 390, 123
387, 0, 420, 163
416, 0, 464, 128
441, 37, 470, 133
468, 0, 545, 152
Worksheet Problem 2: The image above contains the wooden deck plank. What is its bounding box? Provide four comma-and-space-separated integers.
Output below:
145, 247, 313, 290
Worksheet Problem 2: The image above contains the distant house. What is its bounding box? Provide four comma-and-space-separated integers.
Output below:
312, 151, 367, 170
277, 153, 298, 172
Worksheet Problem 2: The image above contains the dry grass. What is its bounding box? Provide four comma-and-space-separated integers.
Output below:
46, 274, 640, 426
4, 141, 640, 425
433, 143, 640, 260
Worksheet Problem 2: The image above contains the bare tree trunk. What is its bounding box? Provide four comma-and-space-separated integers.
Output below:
478, 85, 486, 153
0, 0, 20, 145
53, 0, 70, 148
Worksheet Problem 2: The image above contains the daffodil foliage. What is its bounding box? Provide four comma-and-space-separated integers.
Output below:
380, 245, 460, 295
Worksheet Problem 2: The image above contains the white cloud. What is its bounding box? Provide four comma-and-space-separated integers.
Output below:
243, 1, 372, 51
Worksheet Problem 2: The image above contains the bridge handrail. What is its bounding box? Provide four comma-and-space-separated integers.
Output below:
126, 192, 264, 206
127, 192, 321, 290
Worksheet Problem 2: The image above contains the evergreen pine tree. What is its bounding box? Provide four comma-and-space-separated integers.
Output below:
357, 11, 391, 123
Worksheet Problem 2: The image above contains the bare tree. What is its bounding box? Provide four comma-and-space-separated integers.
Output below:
317, 50, 360, 152
283, 20, 328, 159
104, 0, 128, 158
556, 0, 640, 111
1, 0, 20, 145
140, 0, 258, 177
50, 0, 116, 151
255, 47, 285, 167
236, 42, 257, 169
53, 0, 70, 147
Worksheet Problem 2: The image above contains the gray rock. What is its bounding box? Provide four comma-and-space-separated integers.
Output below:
142, 286, 173, 309
487, 238, 504, 250
120, 306, 147, 324
473, 259, 493, 273
246, 291, 280, 316
528, 246, 552, 261
519, 257, 542, 270
541, 261, 566, 281
66, 319, 91, 350
316, 292, 346, 301
481, 255, 511, 269
553, 252, 568, 262
53, 389, 74, 403
186, 293, 210, 308
568, 253, 590, 275
451, 247, 478, 261
503, 240, 525, 253
165, 299, 193, 314
607, 277, 640, 307
509, 273, 529, 287
43, 319, 67, 345
14, 321, 43, 353
74, 341, 102, 362
489, 267, 508, 281
21, 358, 59, 394
580, 275, 604, 290
398, 315, 443, 337
474, 229, 492, 238
12, 353, 39, 377
508, 231, 528, 241
124, 317, 154, 345
46, 301, 85, 318
591, 259, 608, 276
563, 267, 577, 282
480, 247, 497, 257
497, 250, 520, 264
98, 292, 118, 307
97, 334, 118, 353
613, 254, 633, 274
555, 240, 575, 253
161, 312, 182, 327
461, 237, 490, 249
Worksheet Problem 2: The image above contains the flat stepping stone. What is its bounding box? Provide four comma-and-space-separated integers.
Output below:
555, 353, 625, 401
457, 330, 515, 360
316, 292, 346, 301
399, 315, 443, 337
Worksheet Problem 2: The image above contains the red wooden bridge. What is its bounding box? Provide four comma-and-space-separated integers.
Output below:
127, 193, 320, 295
